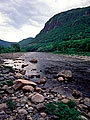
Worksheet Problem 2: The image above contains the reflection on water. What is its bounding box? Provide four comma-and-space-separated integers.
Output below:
3, 58, 39, 76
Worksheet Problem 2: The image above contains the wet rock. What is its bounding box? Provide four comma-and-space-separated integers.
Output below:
57, 70, 72, 78
30, 59, 38, 63
72, 90, 82, 99
20, 70, 26, 75
84, 97, 90, 107
18, 109, 28, 115
15, 73, 23, 78
40, 112, 46, 118
28, 107, 33, 113
37, 77, 47, 84
36, 87, 43, 93
0, 111, 5, 115
27, 115, 32, 120
2, 85, 8, 90
22, 64, 28, 68
61, 98, 69, 103
87, 112, 90, 118
31, 93, 44, 103
0, 77, 4, 81
0, 103, 7, 110
13, 79, 37, 90
58, 77, 64, 82
36, 103, 45, 111
28, 75, 34, 79
78, 104, 88, 110
23, 85, 34, 92
6, 87, 14, 94
35, 74, 40, 78
79, 115, 88, 120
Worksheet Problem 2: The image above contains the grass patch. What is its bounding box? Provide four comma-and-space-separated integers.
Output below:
45, 101, 83, 120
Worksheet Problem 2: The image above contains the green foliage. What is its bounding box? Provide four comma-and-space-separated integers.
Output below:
6, 80, 14, 87
66, 100, 76, 108
6, 99, 16, 110
25, 6, 90, 56
19, 37, 34, 48
45, 101, 82, 120
0, 44, 20, 54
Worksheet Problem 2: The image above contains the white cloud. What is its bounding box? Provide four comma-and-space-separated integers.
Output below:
0, 0, 90, 42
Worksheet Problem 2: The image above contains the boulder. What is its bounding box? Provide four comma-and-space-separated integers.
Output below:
40, 112, 47, 118
31, 93, 44, 103
36, 87, 43, 93
61, 98, 69, 103
58, 77, 64, 82
0, 103, 7, 110
15, 73, 23, 78
84, 97, 90, 107
22, 64, 28, 68
22, 85, 34, 92
30, 59, 38, 63
57, 70, 72, 78
13, 79, 37, 90
37, 77, 47, 84
18, 109, 28, 115
72, 90, 82, 99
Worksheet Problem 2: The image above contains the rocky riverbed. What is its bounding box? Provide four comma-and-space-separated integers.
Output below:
0, 52, 90, 120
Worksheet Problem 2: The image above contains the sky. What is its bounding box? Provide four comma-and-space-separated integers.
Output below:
0, 0, 90, 42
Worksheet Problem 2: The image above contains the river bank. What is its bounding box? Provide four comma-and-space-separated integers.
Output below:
0, 52, 90, 119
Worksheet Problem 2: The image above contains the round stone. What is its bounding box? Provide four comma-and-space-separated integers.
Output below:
31, 93, 44, 103
18, 109, 28, 115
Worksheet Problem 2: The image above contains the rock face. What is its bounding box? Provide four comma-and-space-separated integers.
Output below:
57, 70, 72, 78
13, 79, 37, 90
31, 93, 44, 103
22, 85, 34, 92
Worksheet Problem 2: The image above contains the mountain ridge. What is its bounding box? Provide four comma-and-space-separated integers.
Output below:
24, 6, 90, 54
0, 39, 16, 47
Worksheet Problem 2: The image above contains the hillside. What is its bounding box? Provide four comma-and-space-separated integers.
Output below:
18, 37, 34, 48
25, 6, 90, 55
0, 39, 16, 47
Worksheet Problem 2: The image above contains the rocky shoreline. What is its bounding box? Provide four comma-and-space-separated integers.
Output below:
0, 52, 90, 120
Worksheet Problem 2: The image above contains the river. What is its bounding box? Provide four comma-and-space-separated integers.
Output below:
1, 52, 90, 98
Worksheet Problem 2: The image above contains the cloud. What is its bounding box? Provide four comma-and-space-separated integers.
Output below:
0, 0, 90, 42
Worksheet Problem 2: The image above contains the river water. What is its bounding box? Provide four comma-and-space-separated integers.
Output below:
3, 52, 90, 98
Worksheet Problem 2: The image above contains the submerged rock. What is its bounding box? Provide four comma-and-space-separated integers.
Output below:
30, 59, 38, 63
57, 70, 72, 78
72, 90, 82, 99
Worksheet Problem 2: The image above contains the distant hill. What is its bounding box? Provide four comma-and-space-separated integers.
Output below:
0, 39, 16, 47
25, 6, 90, 55
18, 37, 34, 48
